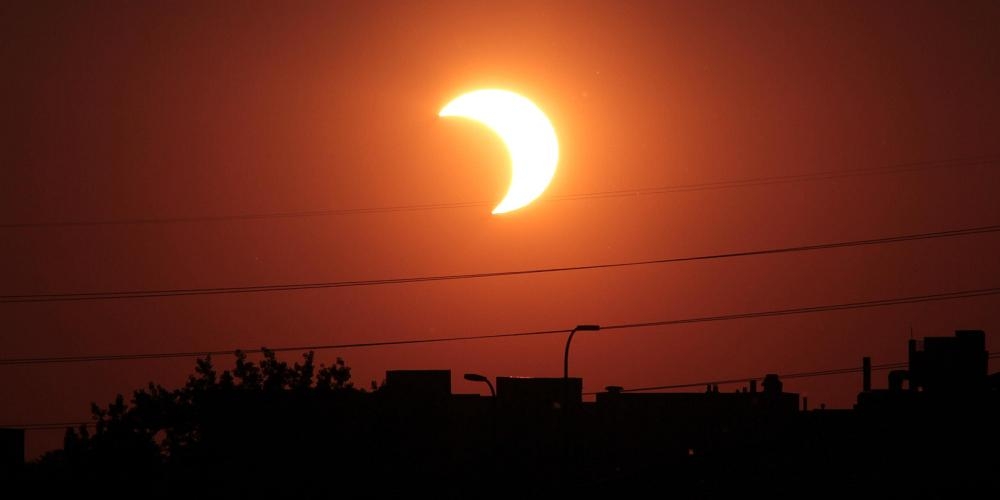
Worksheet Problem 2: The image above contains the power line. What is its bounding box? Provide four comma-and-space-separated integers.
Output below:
589, 362, 908, 395
1, 156, 994, 229
9, 353, 999, 431
596, 286, 1000, 332
1, 285, 998, 366
19, 426, 87, 431
8, 421, 94, 431
3, 223, 999, 304
0, 327, 571, 365
553, 156, 997, 202
584, 353, 1000, 395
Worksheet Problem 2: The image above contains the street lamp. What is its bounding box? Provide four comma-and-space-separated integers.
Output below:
564, 324, 601, 381
463, 372, 498, 465
464, 373, 496, 397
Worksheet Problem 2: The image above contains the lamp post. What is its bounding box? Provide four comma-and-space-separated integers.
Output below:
463, 373, 495, 397
563, 324, 601, 381
560, 324, 600, 475
464, 373, 497, 465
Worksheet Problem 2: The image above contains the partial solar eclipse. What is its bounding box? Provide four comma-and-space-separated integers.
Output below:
439, 89, 559, 215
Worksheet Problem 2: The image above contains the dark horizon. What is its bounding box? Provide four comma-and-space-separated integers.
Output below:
4, 328, 996, 496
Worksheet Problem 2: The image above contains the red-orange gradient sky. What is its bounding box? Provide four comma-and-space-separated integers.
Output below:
2, 1, 999, 458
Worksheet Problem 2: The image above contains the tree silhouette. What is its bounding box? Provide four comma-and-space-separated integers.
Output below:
32, 349, 364, 491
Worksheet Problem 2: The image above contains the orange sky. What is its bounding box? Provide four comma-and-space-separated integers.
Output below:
2, 0, 999, 459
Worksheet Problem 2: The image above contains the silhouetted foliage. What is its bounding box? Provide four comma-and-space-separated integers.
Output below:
32, 349, 362, 491
20, 333, 997, 498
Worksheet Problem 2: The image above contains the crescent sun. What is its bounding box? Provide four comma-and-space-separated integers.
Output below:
439, 89, 559, 215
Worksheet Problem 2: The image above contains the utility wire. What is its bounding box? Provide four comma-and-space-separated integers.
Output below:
1, 285, 998, 366
10, 353, 999, 431
10, 421, 94, 430
3, 223, 999, 304
0, 156, 994, 229
588, 362, 909, 395
595, 287, 1000, 332
584, 352, 1000, 395
553, 156, 997, 202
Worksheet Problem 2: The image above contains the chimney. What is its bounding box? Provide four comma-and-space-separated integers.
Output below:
803, 396, 808, 411
749, 379, 757, 394
863, 356, 872, 392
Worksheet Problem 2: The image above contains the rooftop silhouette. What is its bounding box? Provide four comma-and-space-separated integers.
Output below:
4, 330, 996, 498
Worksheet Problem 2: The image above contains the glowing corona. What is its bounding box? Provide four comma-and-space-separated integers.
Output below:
439, 89, 559, 214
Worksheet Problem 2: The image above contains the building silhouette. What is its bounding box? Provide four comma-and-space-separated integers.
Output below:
858, 329, 992, 411
12, 330, 997, 497
0, 428, 24, 481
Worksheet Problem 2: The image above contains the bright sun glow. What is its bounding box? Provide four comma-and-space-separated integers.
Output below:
439, 89, 559, 215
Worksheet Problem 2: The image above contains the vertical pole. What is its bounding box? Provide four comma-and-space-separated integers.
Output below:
862, 356, 872, 392
564, 328, 578, 381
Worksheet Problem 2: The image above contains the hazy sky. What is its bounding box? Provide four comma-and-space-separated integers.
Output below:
2, 0, 999, 458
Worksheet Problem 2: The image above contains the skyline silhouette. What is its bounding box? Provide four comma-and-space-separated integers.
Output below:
4, 329, 996, 497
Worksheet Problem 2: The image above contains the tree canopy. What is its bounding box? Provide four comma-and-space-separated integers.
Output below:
31, 349, 367, 491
